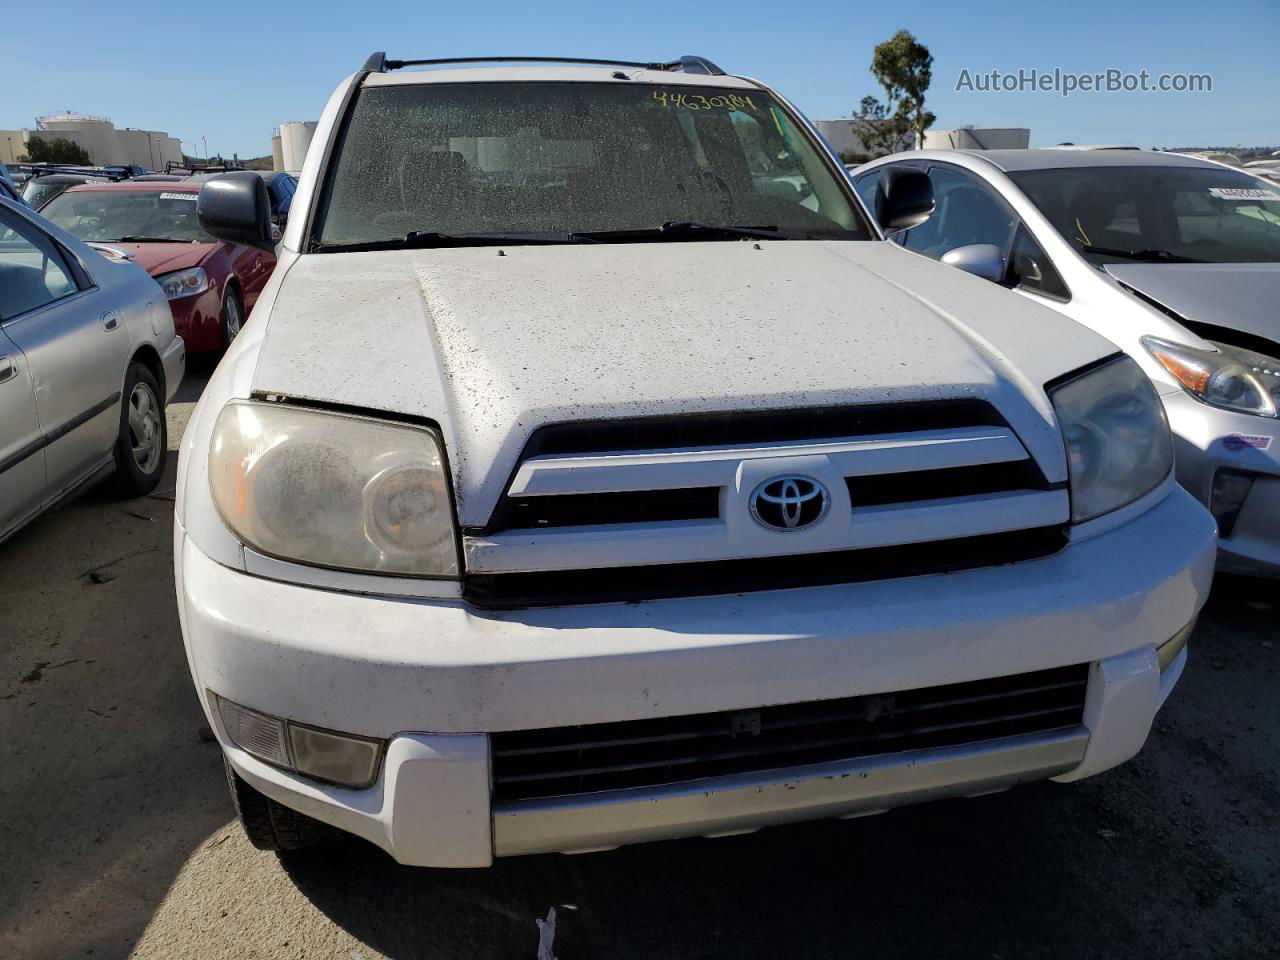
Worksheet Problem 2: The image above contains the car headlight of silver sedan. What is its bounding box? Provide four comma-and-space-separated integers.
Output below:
155, 266, 211, 300
1142, 336, 1278, 418
209, 401, 459, 577
1050, 356, 1174, 524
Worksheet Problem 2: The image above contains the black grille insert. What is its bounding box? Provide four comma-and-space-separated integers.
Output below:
520, 401, 1006, 458
463, 526, 1067, 608
492, 487, 720, 531
848, 460, 1055, 507
491, 663, 1089, 803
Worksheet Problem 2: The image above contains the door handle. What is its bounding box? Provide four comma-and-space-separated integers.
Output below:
0, 355, 15, 383
102, 311, 120, 331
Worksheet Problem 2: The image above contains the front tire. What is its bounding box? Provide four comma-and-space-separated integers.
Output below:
219, 286, 244, 348
112, 362, 166, 497
225, 759, 332, 851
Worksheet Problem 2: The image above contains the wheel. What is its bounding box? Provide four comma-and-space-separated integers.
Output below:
112, 362, 166, 497
219, 286, 244, 348
224, 758, 332, 851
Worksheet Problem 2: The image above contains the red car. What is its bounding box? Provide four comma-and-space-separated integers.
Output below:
39, 181, 277, 353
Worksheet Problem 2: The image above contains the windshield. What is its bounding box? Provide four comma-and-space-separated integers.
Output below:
1010, 166, 1280, 265
40, 189, 213, 243
314, 82, 869, 247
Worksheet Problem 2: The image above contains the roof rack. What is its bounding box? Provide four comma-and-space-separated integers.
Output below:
25, 163, 129, 181
360, 53, 725, 76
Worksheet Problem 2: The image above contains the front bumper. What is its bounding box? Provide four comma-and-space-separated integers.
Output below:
1165, 390, 1280, 576
177, 487, 1215, 867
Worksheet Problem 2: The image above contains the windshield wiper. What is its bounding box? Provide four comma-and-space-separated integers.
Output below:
315, 231, 588, 253
1079, 244, 1204, 264
572, 222, 791, 243
112, 235, 198, 244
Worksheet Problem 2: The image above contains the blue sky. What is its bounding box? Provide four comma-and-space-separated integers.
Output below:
4, 0, 1277, 159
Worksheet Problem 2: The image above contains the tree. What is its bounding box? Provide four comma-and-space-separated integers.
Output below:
853, 30, 936, 155
19, 135, 91, 164
849, 95, 912, 159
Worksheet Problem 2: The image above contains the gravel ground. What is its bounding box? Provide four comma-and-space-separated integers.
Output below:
1, 364, 1277, 959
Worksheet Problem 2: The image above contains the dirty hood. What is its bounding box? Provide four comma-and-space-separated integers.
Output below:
1105, 262, 1280, 345
253, 241, 1115, 525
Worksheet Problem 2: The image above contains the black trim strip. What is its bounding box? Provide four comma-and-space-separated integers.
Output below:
0, 392, 119, 477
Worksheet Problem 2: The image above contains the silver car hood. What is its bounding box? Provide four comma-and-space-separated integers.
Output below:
252, 241, 1115, 526
1105, 262, 1280, 346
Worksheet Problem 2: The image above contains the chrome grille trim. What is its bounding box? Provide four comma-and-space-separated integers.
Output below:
508, 426, 1029, 497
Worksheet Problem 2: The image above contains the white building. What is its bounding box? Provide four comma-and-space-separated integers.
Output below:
813, 118, 914, 160
277, 121, 318, 171
0, 114, 183, 170
921, 128, 1031, 150
812, 119, 1031, 161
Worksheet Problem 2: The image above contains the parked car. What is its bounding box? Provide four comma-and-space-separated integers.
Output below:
174, 53, 1215, 867
853, 149, 1280, 576
188, 171, 298, 226
0, 195, 184, 542
23, 172, 114, 209
39, 181, 277, 352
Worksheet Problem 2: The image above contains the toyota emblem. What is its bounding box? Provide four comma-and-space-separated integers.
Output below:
749, 475, 830, 531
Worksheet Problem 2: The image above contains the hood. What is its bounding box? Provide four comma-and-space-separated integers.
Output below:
120, 241, 217, 276
252, 241, 1116, 526
1105, 262, 1280, 346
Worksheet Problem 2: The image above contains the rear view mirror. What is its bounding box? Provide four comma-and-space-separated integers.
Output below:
877, 169, 935, 232
197, 173, 274, 252
941, 243, 1006, 282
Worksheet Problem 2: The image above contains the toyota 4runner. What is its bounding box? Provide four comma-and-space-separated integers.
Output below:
175, 53, 1216, 866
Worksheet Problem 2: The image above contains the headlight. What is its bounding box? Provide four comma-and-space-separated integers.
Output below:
155, 266, 210, 300
209, 401, 458, 577
1050, 356, 1173, 523
1142, 336, 1278, 417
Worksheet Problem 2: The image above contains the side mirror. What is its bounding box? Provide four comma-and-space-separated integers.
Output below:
197, 172, 274, 252
941, 243, 1006, 283
876, 169, 935, 232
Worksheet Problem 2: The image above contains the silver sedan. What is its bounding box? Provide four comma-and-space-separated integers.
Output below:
1, 195, 184, 543
852, 149, 1280, 576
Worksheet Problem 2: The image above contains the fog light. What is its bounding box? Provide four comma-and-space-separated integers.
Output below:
1210, 469, 1255, 538
288, 724, 382, 788
1156, 619, 1196, 673
215, 695, 290, 767
212, 692, 384, 788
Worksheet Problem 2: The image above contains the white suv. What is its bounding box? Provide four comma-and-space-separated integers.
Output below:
176, 53, 1216, 867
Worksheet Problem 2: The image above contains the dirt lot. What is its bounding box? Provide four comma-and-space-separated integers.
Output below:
2, 362, 1278, 959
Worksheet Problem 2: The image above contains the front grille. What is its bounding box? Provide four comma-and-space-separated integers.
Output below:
491, 663, 1090, 803
483, 461, 1056, 534
462, 526, 1066, 608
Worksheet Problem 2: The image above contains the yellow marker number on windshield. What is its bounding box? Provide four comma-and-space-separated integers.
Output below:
651, 90, 758, 112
